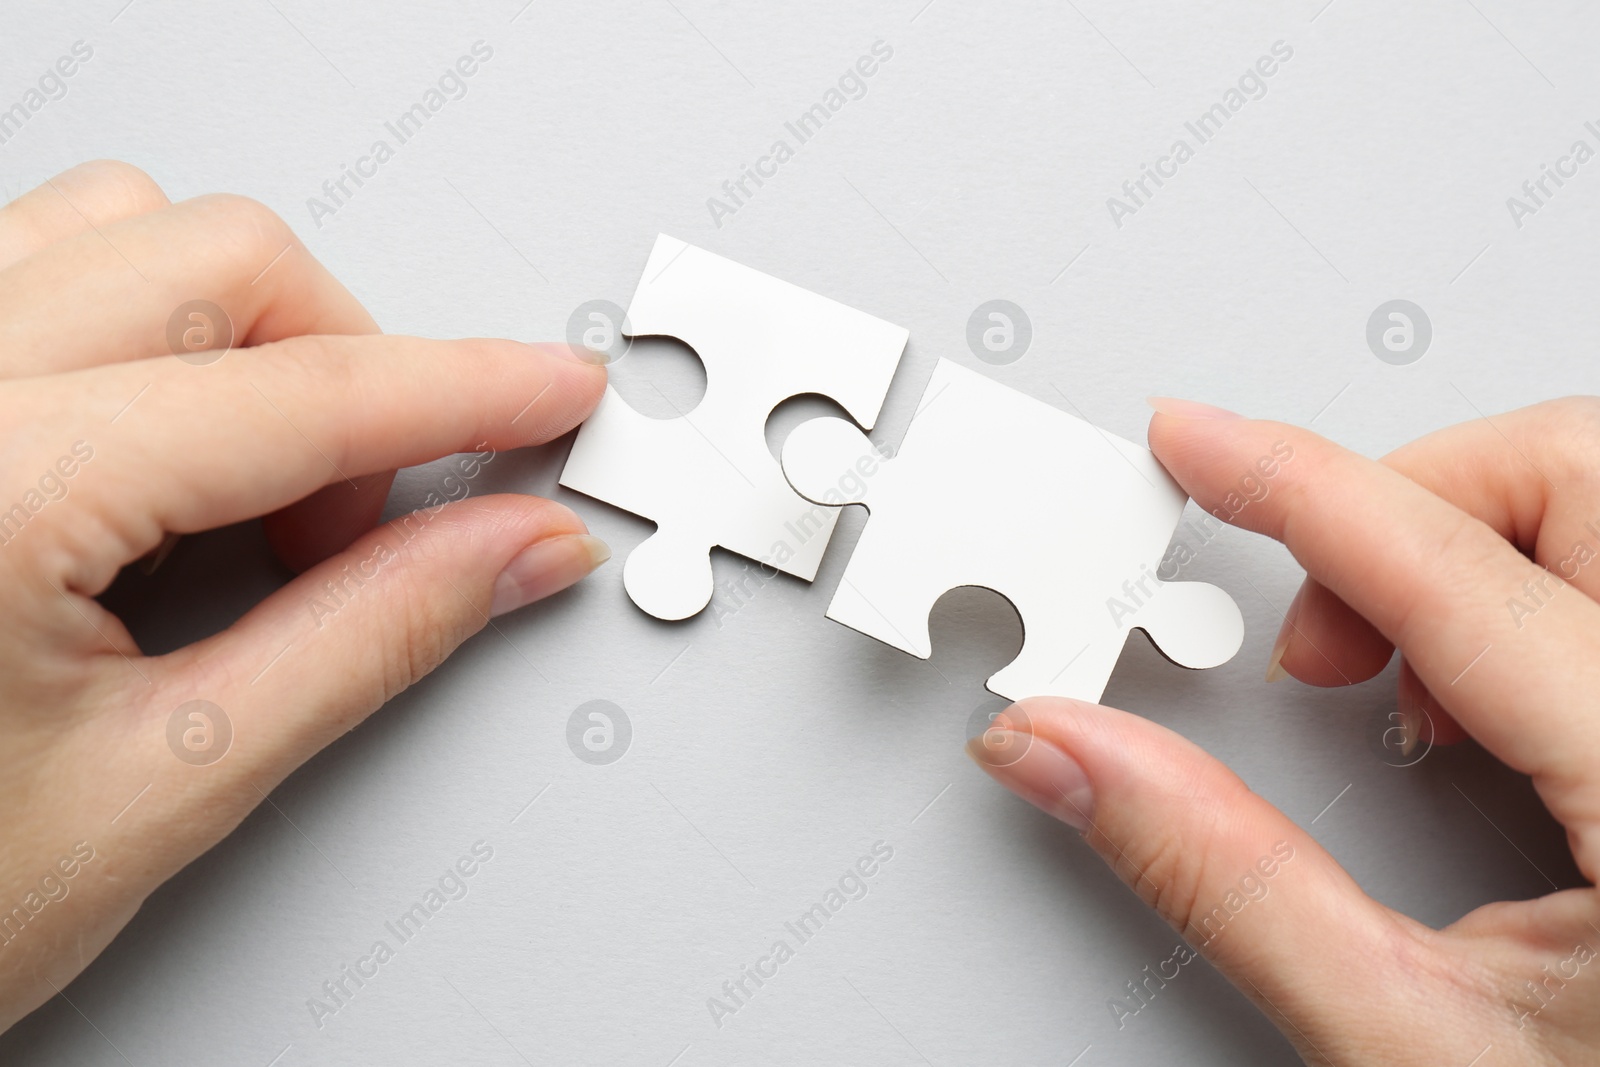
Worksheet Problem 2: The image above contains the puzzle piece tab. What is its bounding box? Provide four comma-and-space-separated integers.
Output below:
559, 235, 909, 620
781, 358, 1243, 702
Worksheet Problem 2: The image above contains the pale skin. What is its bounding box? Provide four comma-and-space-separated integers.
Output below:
1, 163, 1596, 1063
974, 397, 1600, 1063
0, 161, 610, 1031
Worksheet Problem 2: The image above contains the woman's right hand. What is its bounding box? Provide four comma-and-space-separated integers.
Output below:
972, 396, 1600, 1065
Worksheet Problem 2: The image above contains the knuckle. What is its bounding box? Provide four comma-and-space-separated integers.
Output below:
184, 193, 299, 268
1131, 823, 1221, 938
1386, 509, 1508, 645
249, 335, 361, 464
261, 332, 346, 385
63, 159, 169, 216
377, 561, 462, 704
1247, 439, 1325, 543
260, 333, 357, 401
1540, 396, 1600, 476
1203, 423, 1326, 543
1084, 770, 1256, 951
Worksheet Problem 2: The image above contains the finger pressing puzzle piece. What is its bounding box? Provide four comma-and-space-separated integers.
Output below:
781, 358, 1243, 702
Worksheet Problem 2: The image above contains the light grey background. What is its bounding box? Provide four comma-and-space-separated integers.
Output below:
2, 0, 1594, 1063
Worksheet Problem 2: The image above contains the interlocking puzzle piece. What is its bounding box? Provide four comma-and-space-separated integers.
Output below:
780, 358, 1243, 702
559, 235, 909, 620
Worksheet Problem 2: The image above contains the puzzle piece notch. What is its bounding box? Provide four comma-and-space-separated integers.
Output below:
623, 524, 716, 622
559, 234, 909, 621
781, 416, 881, 508
780, 359, 1244, 703
623, 236, 907, 430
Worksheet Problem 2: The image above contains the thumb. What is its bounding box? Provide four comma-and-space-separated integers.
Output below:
153, 493, 609, 786
968, 697, 1428, 1060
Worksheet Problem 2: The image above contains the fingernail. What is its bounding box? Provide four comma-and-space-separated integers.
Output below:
1147, 396, 1243, 420
1264, 631, 1290, 682
967, 730, 1094, 833
1397, 698, 1420, 756
537, 342, 610, 366
490, 534, 611, 617
1396, 689, 1435, 756
138, 531, 183, 575
1265, 584, 1305, 682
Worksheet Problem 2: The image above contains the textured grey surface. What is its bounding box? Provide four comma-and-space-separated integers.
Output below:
1, 1, 1593, 1063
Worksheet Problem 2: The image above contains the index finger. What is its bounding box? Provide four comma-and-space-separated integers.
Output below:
1147, 403, 1600, 865
1268, 399, 1600, 691
14, 336, 605, 594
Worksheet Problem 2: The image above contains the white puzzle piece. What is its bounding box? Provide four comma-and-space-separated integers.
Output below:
559, 234, 909, 620
781, 358, 1243, 702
